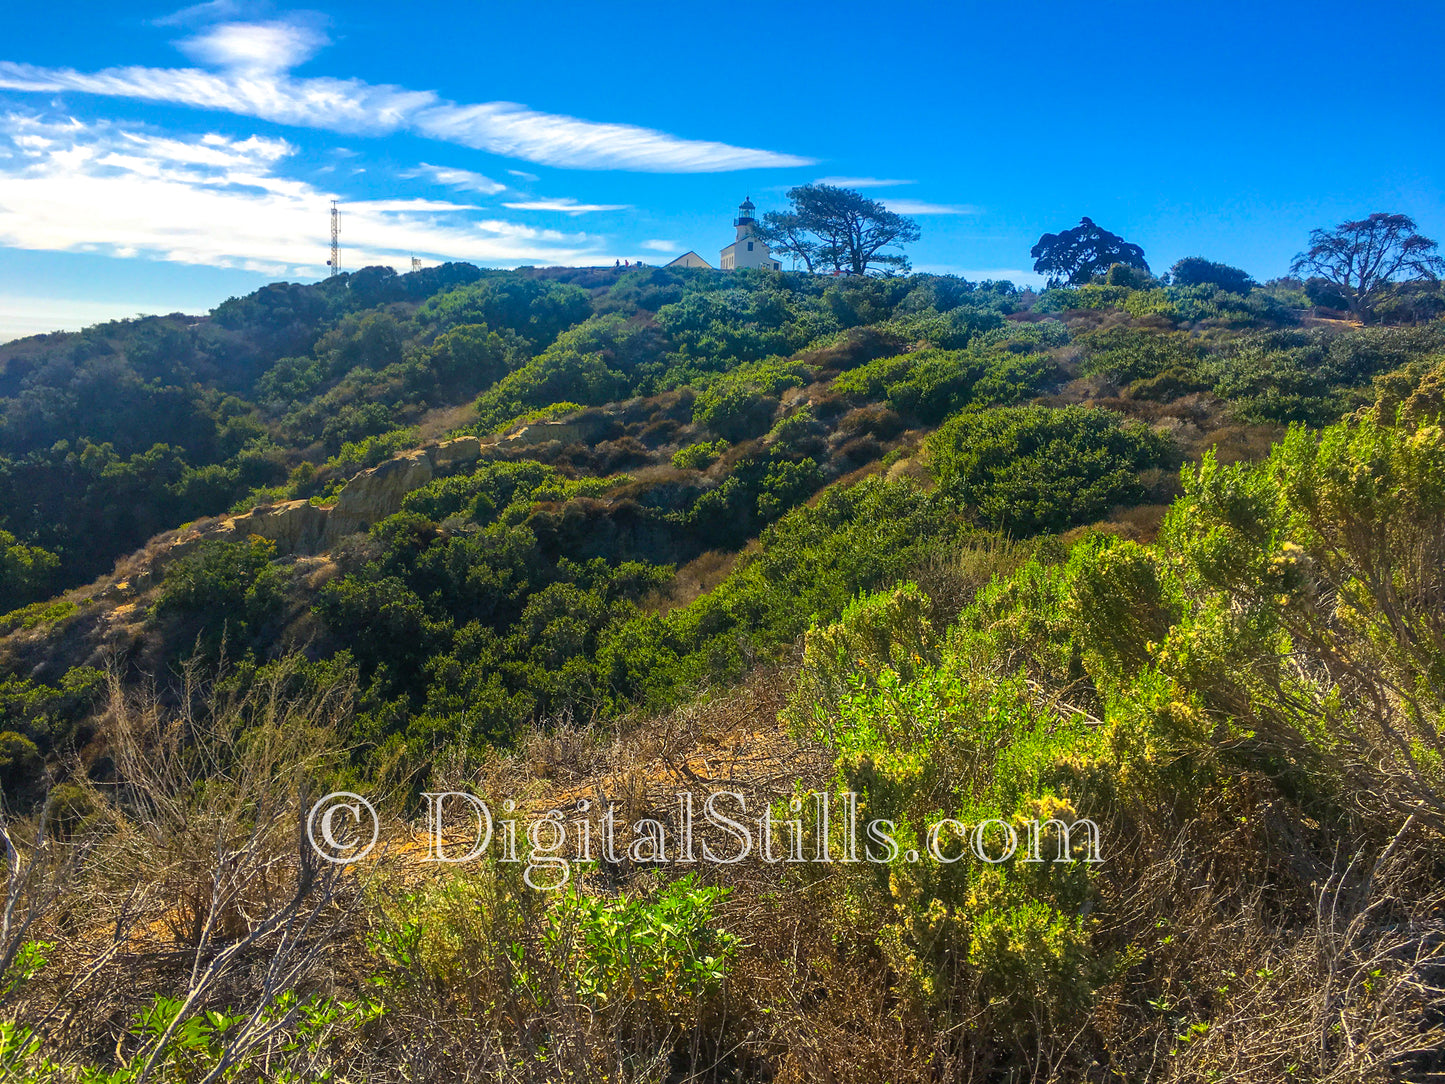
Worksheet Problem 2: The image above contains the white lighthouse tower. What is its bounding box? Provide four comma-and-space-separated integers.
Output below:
719, 196, 781, 271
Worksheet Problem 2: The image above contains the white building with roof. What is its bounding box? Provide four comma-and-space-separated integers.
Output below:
665, 250, 713, 269
719, 197, 781, 271
665, 198, 780, 272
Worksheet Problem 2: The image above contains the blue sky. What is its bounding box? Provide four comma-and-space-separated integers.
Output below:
1, 0, 1441, 341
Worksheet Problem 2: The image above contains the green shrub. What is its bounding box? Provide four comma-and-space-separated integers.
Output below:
427, 322, 527, 389
483, 401, 587, 436
0, 730, 42, 797
401, 460, 559, 524
154, 537, 285, 646
782, 581, 938, 740
807, 634, 1107, 1023
657, 284, 840, 365
1075, 326, 1201, 383
600, 476, 962, 709
368, 862, 544, 1011
1169, 257, 1255, 294
882, 305, 1006, 348
671, 439, 730, 470
691, 358, 808, 440
474, 351, 626, 431
1034, 284, 1130, 312
0, 599, 78, 637
324, 426, 422, 477
928, 406, 1172, 533
835, 347, 1060, 424
421, 276, 591, 348
755, 457, 822, 521
1145, 372, 1445, 823
833, 351, 918, 401
0, 529, 59, 611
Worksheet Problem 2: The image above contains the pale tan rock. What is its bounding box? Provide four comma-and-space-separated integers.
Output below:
229, 500, 330, 554
431, 435, 482, 466
505, 422, 591, 446
325, 450, 434, 543
97, 580, 132, 602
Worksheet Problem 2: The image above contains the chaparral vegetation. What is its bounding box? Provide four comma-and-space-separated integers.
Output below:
1, 215, 1444, 1081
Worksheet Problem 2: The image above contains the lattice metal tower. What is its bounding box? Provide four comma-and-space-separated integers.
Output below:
328, 201, 340, 276
411, 255, 422, 272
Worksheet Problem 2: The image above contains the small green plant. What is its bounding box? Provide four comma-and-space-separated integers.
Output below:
552, 874, 739, 1016
672, 439, 730, 470
485, 400, 587, 435
0, 939, 52, 997
326, 426, 422, 475
0, 599, 78, 636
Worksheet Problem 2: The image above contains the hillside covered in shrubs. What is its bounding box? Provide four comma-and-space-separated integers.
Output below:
0, 257, 1443, 1082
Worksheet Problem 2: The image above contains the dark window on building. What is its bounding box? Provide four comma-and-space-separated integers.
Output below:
747, 241, 754, 251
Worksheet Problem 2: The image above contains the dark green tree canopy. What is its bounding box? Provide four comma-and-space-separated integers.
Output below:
1031, 218, 1149, 287
757, 184, 920, 276
1290, 212, 1445, 322
1169, 257, 1256, 294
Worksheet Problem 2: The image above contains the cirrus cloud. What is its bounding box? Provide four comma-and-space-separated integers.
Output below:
502, 196, 631, 215
886, 199, 980, 215
814, 175, 915, 188
177, 20, 329, 72
0, 21, 814, 173
408, 162, 508, 195
0, 112, 609, 273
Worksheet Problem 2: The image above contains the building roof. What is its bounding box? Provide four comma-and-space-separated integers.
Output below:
665, 250, 713, 269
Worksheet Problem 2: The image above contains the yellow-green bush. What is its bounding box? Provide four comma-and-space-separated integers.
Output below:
782, 581, 937, 741
794, 588, 1112, 1032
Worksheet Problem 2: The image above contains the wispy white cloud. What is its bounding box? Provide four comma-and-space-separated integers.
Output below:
815, 175, 915, 188
417, 101, 811, 172
0, 23, 814, 172
502, 196, 630, 215
886, 199, 980, 215
0, 112, 608, 273
153, 0, 249, 28
640, 239, 677, 252
0, 60, 434, 133
507, 168, 539, 182
177, 19, 329, 72
408, 162, 507, 195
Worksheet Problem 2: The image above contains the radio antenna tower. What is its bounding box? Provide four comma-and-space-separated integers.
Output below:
411, 255, 422, 272
328, 201, 340, 276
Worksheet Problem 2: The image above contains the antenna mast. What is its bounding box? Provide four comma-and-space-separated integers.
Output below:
328, 201, 340, 277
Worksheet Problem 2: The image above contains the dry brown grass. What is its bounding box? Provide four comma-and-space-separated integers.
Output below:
908, 534, 1038, 625
5, 642, 1443, 1083
0, 657, 389, 1082
1196, 420, 1289, 465
643, 549, 741, 616
415, 400, 481, 442
837, 404, 905, 441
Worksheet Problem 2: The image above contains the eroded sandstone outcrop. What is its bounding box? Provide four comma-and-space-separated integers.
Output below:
324, 450, 434, 542
84, 433, 499, 603
499, 416, 610, 448
232, 499, 331, 553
